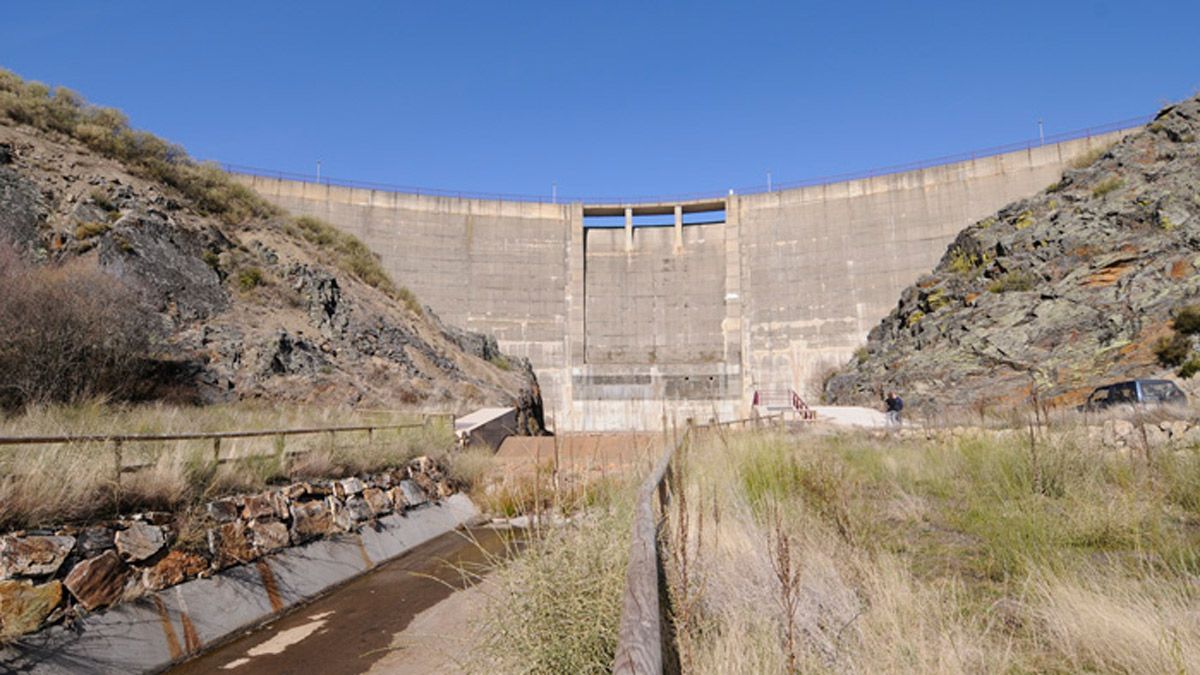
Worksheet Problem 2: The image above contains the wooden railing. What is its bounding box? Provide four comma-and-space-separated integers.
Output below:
612, 414, 780, 674
0, 414, 450, 485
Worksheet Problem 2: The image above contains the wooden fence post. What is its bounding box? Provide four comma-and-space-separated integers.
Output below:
212, 437, 221, 465
274, 434, 285, 464
112, 439, 123, 485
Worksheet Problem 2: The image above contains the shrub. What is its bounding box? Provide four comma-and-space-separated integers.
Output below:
1155, 334, 1192, 367
0, 68, 278, 225
0, 244, 154, 410
1069, 145, 1111, 170
1179, 356, 1200, 379
1172, 306, 1200, 335
237, 267, 265, 291
988, 270, 1038, 293
946, 247, 978, 276
73, 220, 111, 240
1092, 177, 1123, 198
89, 188, 115, 212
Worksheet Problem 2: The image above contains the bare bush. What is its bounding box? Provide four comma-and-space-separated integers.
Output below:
0, 245, 154, 410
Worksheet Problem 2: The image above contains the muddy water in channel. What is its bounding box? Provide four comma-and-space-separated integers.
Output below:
168, 527, 516, 675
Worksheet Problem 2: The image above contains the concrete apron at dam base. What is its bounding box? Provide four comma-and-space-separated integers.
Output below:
0, 494, 478, 675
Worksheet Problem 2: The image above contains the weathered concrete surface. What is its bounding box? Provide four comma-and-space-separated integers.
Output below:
238, 129, 1131, 430
0, 495, 478, 674
455, 407, 518, 451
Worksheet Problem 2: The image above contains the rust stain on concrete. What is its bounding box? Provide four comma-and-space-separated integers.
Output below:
152, 595, 183, 661
180, 611, 202, 654
354, 534, 375, 569
256, 559, 285, 612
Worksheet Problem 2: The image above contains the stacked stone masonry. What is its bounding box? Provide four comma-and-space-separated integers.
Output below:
237, 130, 1132, 430
0, 457, 454, 640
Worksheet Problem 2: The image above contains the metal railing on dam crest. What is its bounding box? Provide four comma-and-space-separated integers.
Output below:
220, 114, 1150, 206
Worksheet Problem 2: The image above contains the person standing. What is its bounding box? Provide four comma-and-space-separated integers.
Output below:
884, 391, 903, 427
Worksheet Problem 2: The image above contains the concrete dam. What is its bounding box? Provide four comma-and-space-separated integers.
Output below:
236, 128, 1132, 431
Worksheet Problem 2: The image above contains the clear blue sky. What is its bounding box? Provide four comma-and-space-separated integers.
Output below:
3, 1, 1198, 200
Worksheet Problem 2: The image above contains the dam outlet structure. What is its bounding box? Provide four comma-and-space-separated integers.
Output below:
235, 126, 1134, 431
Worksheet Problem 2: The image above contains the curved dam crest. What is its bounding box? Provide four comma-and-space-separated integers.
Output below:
236, 130, 1131, 431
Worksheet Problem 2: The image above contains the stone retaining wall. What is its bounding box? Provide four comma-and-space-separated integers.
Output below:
0, 455, 469, 672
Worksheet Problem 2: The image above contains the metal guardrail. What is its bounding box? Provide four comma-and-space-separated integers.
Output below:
612, 414, 782, 674
0, 415, 449, 484
221, 114, 1150, 206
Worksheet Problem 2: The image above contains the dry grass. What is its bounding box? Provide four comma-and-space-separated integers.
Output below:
662, 425, 1200, 673
0, 68, 276, 224
0, 401, 454, 530
469, 498, 633, 674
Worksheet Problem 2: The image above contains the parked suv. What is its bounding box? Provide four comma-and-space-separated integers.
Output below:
1080, 379, 1187, 412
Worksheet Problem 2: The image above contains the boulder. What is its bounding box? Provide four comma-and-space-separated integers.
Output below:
143, 550, 209, 591
1102, 419, 1135, 447
269, 491, 290, 519
0, 535, 75, 579
333, 477, 365, 499
327, 498, 354, 532
64, 551, 130, 611
289, 501, 334, 542
387, 487, 410, 510
207, 523, 256, 569
248, 520, 290, 553
206, 499, 240, 523
362, 488, 391, 515
242, 493, 278, 520
344, 496, 373, 522
0, 579, 62, 637
398, 480, 428, 507
73, 527, 115, 558
284, 482, 312, 500
115, 522, 166, 563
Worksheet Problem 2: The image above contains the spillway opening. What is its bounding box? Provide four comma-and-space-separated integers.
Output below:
582, 200, 726, 228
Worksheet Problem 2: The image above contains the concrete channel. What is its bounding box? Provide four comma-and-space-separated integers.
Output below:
168, 526, 516, 674
0, 495, 483, 674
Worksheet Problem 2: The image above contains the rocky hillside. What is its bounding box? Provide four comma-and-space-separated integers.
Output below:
0, 72, 543, 428
826, 95, 1200, 413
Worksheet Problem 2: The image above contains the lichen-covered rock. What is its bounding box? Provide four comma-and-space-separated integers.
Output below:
0, 579, 62, 637
143, 551, 209, 591
64, 551, 130, 611
115, 522, 166, 563
0, 535, 75, 579
289, 501, 334, 542
826, 96, 1200, 412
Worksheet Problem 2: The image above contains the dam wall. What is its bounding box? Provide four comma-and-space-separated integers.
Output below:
237, 128, 1132, 430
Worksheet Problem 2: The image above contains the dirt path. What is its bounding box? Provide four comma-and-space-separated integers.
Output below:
168, 527, 514, 675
